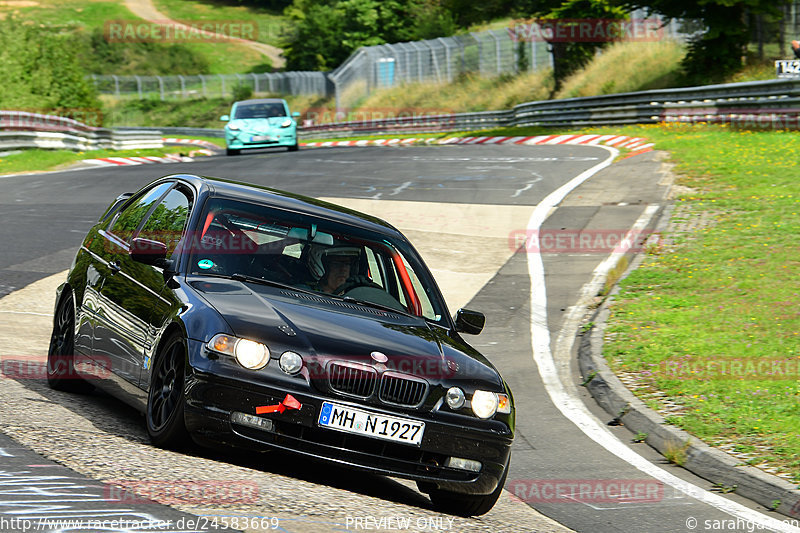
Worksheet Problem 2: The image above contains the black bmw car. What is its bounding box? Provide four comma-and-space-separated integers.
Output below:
48, 174, 514, 516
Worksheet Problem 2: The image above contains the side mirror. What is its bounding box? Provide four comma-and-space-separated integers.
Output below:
130, 237, 168, 267
292, 111, 300, 118
455, 308, 485, 335
220, 114, 230, 121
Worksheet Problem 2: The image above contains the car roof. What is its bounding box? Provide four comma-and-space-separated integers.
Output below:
164, 174, 404, 237
233, 98, 287, 106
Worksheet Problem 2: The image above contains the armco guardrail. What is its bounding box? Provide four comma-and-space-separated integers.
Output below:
0, 111, 164, 152
5, 78, 800, 149
298, 78, 800, 137
0, 130, 163, 152
115, 126, 225, 139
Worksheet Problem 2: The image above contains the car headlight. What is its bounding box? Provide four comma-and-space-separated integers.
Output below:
208, 334, 269, 370
227, 123, 240, 130
470, 390, 499, 419
280, 119, 292, 128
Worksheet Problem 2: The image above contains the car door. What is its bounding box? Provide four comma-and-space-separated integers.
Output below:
131, 184, 193, 387
92, 182, 174, 388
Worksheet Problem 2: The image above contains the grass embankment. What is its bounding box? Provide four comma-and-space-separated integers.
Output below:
555, 40, 685, 98
153, 0, 289, 49
588, 124, 799, 481
102, 94, 325, 128
0, 0, 274, 74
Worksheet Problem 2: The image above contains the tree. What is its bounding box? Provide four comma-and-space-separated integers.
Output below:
282, 0, 463, 71
521, 0, 626, 92
0, 17, 98, 112
612, 0, 792, 83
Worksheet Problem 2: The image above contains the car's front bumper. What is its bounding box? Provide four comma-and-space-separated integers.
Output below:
184, 343, 513, 496
225, 129, 297, 149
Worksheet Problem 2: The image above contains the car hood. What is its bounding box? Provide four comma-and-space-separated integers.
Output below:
227, 117, 291, 132
190, 278, 502, 386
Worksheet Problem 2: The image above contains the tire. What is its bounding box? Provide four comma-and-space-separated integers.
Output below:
427, 458, 509, 517
47, 292, 91, 393
287, 142, 299, 152
226, 148, 240, 156
146, 333, 190, 449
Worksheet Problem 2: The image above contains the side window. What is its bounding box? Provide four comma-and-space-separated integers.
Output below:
108, 182, 172, 242
364, 248, 384, 288
138, 187, 192, 256
400, 254, 437, 320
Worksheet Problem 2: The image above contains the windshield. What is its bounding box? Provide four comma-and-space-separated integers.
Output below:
187, 198, 445, 323
233, 103, 287, 119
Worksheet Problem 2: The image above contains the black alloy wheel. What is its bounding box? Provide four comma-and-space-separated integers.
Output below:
146, 333, 190, 448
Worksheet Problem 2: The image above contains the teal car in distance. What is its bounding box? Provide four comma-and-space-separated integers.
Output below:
221, 98, 300, 156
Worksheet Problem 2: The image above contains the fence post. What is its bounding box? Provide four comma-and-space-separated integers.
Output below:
112, 75, 120, 97
426, 41, 441, 83
178, 75, 185, 98
489, 30, 502, 75
200, 75, 207, 98
437, 38, 452, 82
252, 73, 259, 94
470, 32, 483, 76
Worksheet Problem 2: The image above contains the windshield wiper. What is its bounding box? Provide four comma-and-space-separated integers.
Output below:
227, 273, 318, 296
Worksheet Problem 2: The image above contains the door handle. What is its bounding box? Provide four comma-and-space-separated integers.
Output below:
108, 261, 121, 274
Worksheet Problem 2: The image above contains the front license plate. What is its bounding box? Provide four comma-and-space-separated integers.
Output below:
318, 401, 425, 446
250, 135, 274, 142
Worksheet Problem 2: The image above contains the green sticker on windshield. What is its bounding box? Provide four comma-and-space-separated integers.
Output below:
198, 259, 214, 270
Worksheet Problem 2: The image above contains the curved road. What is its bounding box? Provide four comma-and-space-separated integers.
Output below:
0, 145, 789, 533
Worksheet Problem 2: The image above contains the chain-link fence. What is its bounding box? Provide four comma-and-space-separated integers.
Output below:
90, 72, 329, 100
329, 14, 690, 108
90, 12, 688, 104
328, 29, 553, 108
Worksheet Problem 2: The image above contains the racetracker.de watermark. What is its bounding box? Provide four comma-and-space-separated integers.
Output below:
509, 229, 657, 253
105, 480, 259, 505
659, 357, 800, 381
104, 20, 257, 43
1, 355, 112, 380
508, 18, 664, 42
509, 479, 664, 503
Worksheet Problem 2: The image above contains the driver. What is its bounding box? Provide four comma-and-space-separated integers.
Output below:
306, 245, 361, 295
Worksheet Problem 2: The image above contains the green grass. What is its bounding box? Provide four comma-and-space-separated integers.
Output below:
102, 94, 326, 128
555, 40, 686, 99
589, 123, 800, 479
2, 0, 134, 29
0, 145, 193, 175
152, 0, 289, 48
176, 42, 266, 74
3, 0, 274, 74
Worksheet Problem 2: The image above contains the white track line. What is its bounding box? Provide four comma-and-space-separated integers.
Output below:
525, 145, 800, 532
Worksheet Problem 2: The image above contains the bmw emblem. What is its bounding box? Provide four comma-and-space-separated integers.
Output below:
370, 351, 388, 363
